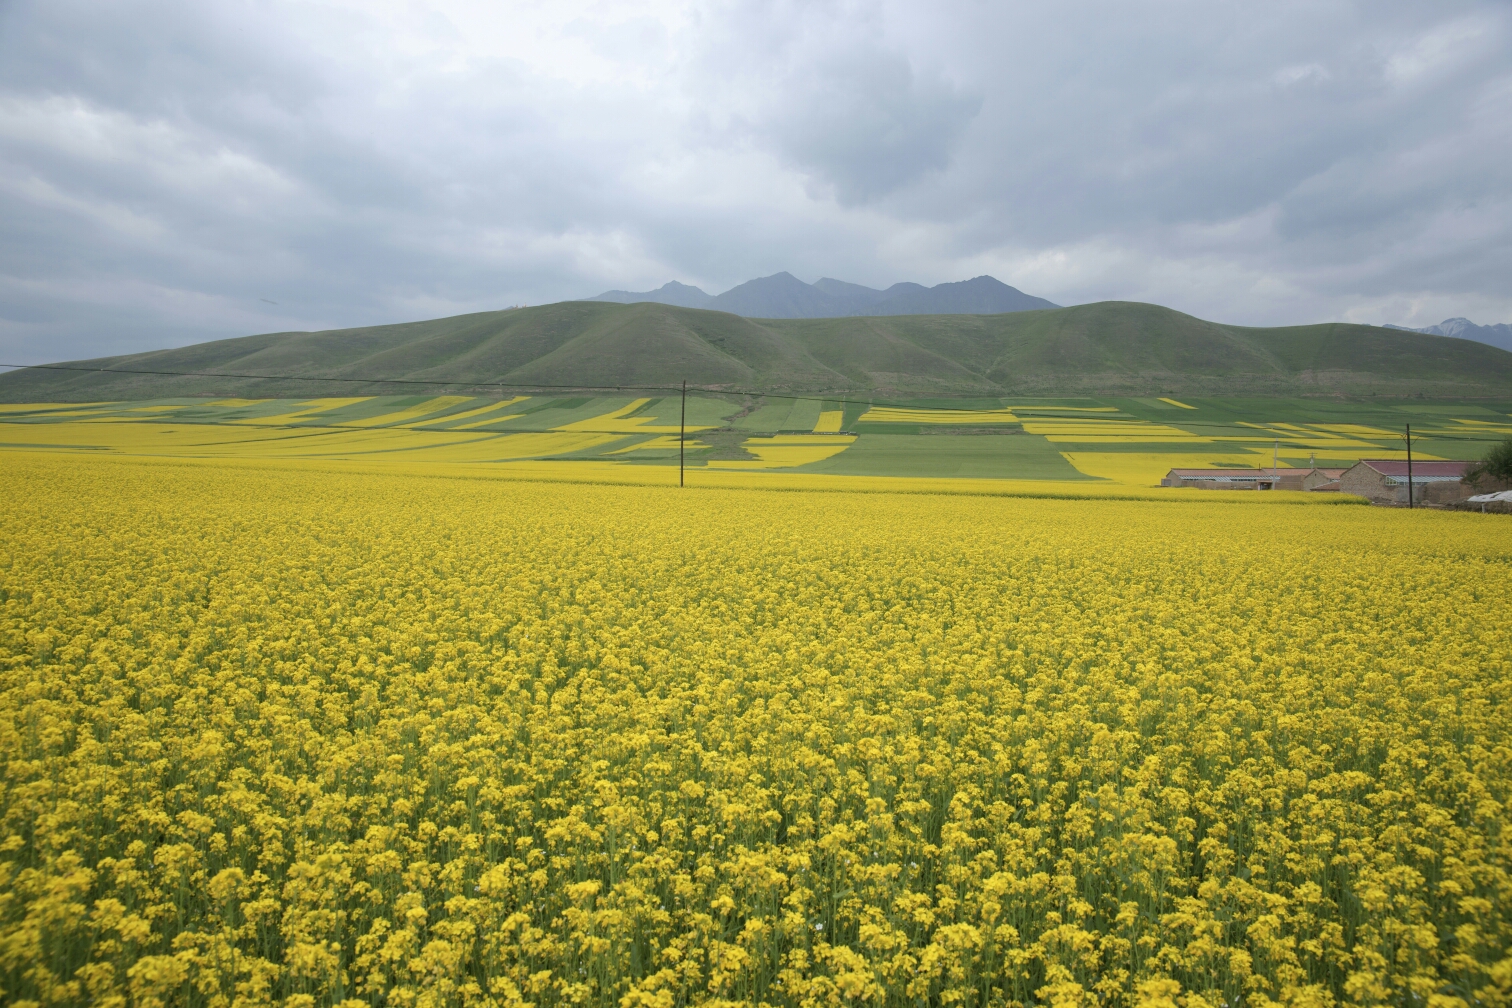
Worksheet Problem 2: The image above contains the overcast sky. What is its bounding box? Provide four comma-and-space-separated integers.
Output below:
2, 0, 1510, 363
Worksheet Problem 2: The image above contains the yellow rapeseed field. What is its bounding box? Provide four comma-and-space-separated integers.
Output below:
2, 452, 1510, 1008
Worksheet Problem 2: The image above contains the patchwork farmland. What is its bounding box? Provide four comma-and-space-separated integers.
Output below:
4, 379, 1512, 1008
2, 393, 1508, 485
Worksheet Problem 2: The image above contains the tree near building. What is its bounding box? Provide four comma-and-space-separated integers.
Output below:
1465, 437, 1512, 488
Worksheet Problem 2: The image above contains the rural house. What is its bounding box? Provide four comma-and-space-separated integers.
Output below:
1337, 459, 1471, 505
1302, 467, 1347, 491
1160, 467, 1304, 490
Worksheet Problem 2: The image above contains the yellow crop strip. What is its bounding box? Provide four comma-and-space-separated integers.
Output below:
0, 401, 119, 412
2, 450, 1507, 1007
417, 395, 531, 427
859, 406, 1019, 423
15, 406, 140, 418
388, 431, 623, 462
191, 428, 491, 459
1448, 417, 1512, 433
708, 433, 857, 469
335, 395, 474, 428
0, 420, 327, 453
554, 398, 715, 435
1061, 450, 1290, 484
1312, 423, 1402, 437
1024, 419, 1209, 442
1158, 397, 1196, 408
812, 409, 845, 432
605, 435, 708, 454
0, 419, 623, 464
448, 414, 526, 430
230, 397, 372, 425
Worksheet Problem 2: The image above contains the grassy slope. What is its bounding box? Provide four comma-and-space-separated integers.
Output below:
4, 301, 1511, 402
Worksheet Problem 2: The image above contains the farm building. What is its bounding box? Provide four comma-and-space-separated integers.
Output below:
1303, 467, 1348, 491
1160, 467, 1303, 490
1337, 459, 1471, 505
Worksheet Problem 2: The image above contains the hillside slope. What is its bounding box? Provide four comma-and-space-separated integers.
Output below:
4, 300, 1510, 401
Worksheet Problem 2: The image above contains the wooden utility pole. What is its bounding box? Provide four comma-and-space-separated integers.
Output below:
1405, 423, 1414, 509
680, 380, 686, 488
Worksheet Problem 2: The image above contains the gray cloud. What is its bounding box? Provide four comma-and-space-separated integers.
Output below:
760, 50, 981, 204
1, 0, 1510, 365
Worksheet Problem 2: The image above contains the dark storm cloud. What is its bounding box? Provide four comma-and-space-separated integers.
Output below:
1, 0, 1509, 364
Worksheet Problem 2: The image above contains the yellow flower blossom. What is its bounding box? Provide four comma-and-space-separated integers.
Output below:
1, 450, 1508, 1008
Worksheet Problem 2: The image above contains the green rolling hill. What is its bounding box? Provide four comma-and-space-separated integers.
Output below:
3, 300, 1510, 401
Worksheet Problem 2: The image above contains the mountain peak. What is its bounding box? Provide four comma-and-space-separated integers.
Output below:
1384, 317, 1512, 353
737, 271, 807, 287
584, 281, 713, 309
584, 272, 1058, 319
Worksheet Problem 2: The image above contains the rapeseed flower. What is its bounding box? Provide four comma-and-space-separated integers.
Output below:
1, 452, 1508, 1008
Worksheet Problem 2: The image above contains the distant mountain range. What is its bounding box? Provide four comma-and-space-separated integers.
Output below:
6, 300, 1510, 402
587, 272, 1059, 318
1384, 318, 1512, 353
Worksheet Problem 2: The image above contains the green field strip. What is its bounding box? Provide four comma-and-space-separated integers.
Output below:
172, 426, 358, 447
414, 396, 531, 428
888, 396, 1014, 411
741, 397, 824, 432
1038, 441, 1228, 454
489, 397, 649, 429
599, 454, 679, 466
168, 404, 285, 423
785, 398, 825, 431
368, 395, 494, 426
547, 437, 644, 459
851, 422, 928, 434
0, 438, 112, 450
2, 401, 175, 422
300, 395, 439, 426
1007, 401, 1115, 412
1391, 403, 1505, 416
1400, 438, 1494, 461
0, 401, 121, 414
3, 413, 102, 425
839, 399, 871, 429
802, 433, 1092, 480
1100, 398, 1192, 421
281, 435, 499, 459
162, 398, 312, 423
737, 398, 799, 431
680, 395, 743, 429
518, 397, 592, 413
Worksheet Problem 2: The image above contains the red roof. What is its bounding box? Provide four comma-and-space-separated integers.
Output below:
1165, 468, 1289, 477
1356, 459, 1469, 477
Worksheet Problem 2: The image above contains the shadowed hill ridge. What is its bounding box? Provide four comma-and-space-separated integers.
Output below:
3, 300, 1510, 401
